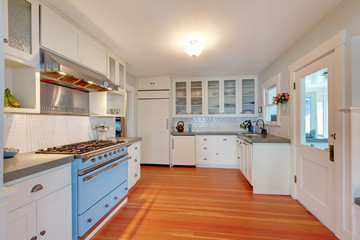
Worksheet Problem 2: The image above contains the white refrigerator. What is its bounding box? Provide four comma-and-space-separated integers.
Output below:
137, 91, 170, 165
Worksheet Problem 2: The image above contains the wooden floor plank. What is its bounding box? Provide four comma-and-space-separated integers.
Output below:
91, 166, 338, 240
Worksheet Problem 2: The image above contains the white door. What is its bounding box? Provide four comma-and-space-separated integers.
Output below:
215, 136, 237, 167
294, 53, 335, 230
138, 99, 170, 165
172, 136, 196, 166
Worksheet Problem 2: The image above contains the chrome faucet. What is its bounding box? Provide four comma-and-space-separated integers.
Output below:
256, 119, 267, 135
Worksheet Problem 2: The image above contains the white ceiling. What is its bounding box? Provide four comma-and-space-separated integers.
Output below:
43, 0, 343, 78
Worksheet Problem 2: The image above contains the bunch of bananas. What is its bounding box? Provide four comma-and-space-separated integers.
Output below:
4, 88, 20, 108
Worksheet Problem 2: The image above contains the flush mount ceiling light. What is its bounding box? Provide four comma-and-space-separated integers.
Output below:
184, 40, 204, 57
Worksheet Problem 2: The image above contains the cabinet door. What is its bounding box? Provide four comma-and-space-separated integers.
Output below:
118, 60, 126, 91
37, 186, 72, 240
207, 80, 221, 115
40, 4, 80, 62
172, 136, 196, 166
80, 33, 107, 75
190, 80, 203, 115
3, 0, 39, 63
222, 79, 238, 115
244, 142, 253, 185
7, 202, 37, 240
175, 81, 188, 115
240, 78, 256, 114
138, 77, 171, 90
215, 136, 237, 167
108, 53, 117, 84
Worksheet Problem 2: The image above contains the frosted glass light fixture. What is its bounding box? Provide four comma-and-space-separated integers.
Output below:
184, 40, 204, 57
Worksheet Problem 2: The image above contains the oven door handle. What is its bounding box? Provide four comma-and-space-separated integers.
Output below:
82, 157, 128, 182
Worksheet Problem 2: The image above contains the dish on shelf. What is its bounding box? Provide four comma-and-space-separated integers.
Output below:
4, 148, 19, 158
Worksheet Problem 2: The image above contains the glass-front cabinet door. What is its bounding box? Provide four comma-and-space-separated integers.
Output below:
207, 80, 220, 115
240, 78, 256, 114
223, 79, 237, 115
3, 0, 39, 63
190, 81, 202, 115
175, 81, 187, 115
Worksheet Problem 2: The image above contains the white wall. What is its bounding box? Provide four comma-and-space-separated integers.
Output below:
3, 114, 115, 153
258, 0, 360, 137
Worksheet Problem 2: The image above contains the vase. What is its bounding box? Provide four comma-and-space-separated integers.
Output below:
280, 102, 288, 112
248, 126, 254, 133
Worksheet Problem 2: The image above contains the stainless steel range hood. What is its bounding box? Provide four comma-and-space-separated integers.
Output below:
40, 48, 117, 92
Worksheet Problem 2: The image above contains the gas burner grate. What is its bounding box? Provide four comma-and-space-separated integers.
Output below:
36, 139, 126, 154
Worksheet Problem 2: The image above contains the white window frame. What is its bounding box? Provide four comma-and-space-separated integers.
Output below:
261, 73, 281, 125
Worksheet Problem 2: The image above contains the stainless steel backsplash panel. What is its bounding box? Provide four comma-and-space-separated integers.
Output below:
40, 82, 90, 115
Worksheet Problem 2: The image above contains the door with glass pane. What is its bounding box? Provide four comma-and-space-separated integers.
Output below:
207, 80, 220, 115
175, 81, 187, 115
190, 81, 202, 115
223, 79, 237, 115
3, 0, 39, 62
294, 53, 335, 230
241, 79, 256, 114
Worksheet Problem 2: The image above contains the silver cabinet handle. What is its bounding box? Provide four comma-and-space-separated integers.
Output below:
203, 138, 207, 141
203, 158, 207, 161
135, 147, 138, 150
172, 139, 174, 149
135, 173, 138, 177
31, 184, 43, 193
203, 147, 207, 150
223, 138, 227, 141
134, 158, 138, 162
166, 118, 169, 129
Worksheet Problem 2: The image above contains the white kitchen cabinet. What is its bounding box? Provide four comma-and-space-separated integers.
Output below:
215, 136, 237, 168
137, 76, 171, 90
107, 50, 126, 92
40, 4, 107, 75
173, 79, 204, 117
6, 164, 72, 240
4, 59, 40, 113
240, 77, 257, 115
196, 135, 237, 168
237, 137, 290, 195
171, 136, 196, 166
2, 0, 40, 65
128, 141, 141, 189
40, 4, 80, 62
89, 91, 126, 117
79, 32, 107, 75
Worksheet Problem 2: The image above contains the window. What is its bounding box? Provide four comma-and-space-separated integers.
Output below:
262, 74, 281, 125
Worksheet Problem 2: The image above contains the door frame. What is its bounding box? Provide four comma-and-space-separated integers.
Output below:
288, 30, 347, 238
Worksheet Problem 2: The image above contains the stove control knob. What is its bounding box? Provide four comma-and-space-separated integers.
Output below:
98, 156, 103, 160
113, 151, 117, 154
91, 158, 96, 163
109, 152, 113, 156
121, 148, 125, 152
104, 154, 108, 158
117, 149, 121, 153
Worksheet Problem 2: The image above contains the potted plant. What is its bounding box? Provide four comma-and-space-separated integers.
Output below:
240, 120, 254, 133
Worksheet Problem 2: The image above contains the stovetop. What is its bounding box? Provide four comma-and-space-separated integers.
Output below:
36, 139, 126, 154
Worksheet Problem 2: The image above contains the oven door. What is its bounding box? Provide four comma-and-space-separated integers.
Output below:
77, 157, 128, 214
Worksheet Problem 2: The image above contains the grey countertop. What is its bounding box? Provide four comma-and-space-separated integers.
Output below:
171, 131, 290, 143
3, 153, 74, 183
116, 137, 142, 143
355, 198, 360, 206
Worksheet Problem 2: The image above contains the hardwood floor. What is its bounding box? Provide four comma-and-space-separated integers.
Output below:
92, 166, 338, 240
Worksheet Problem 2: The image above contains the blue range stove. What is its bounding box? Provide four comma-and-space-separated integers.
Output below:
37, 139, 130, 239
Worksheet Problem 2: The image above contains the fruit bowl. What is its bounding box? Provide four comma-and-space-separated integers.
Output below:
4, 148, 19, 158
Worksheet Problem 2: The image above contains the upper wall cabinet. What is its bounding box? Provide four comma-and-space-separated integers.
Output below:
173, 79, 204, 117
40, 4, 107, 75
137, 76, 171, 91
2, 0, 40, 65
172, 76, 257, 118
107, 50, 126, 92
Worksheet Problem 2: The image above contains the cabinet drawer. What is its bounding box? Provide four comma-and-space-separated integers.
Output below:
196, 143, 214, 154
128, 141, 141, 155
196, 152, 215, 165
7, 165, 71, 211
196, 136, 214, 144
78, 181, 128, 236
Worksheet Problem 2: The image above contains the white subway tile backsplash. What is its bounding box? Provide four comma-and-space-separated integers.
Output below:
4, 114, 115, 153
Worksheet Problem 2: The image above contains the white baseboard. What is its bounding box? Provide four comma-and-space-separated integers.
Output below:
85, 198, 128, 240
253, 187, 290, 195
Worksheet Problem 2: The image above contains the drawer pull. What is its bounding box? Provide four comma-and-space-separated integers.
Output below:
223, 138, 227, 141
203, 158, 207, 161
135, 147, 138, 150
203, 147, 207, 150
4, 38, 8, 43
88, 218, 92, 223
31, 236, 37, 240
40, 230, 46, 236
203, 138, 207, 141
134, 159, 138, 163
105, 204, 109, 208
128, 156, 132, 159
114, 196, 118, 200
31, 184, 43, 193
135, 173, 138, 177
